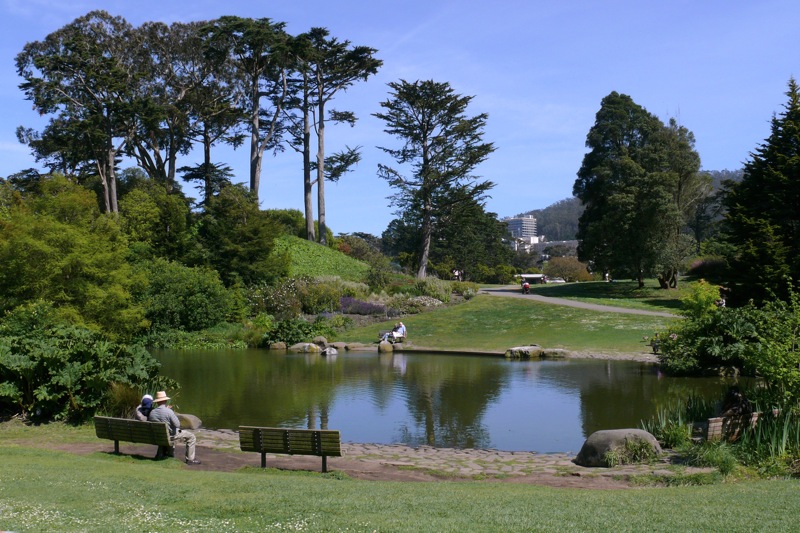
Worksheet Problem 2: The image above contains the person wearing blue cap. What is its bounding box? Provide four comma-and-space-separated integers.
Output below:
134, 394, 153, 422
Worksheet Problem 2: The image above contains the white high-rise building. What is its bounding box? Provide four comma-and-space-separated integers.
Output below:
504, 215, 537, 238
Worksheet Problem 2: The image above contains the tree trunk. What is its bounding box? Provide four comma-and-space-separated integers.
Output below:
303, 83, 315, 241
316, 98, 327, 245
417, 205, 433, 278
249, 80, 261, 197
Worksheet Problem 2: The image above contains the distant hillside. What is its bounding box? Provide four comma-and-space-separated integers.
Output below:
271, 235, 369, 282
516, 197, 583, 241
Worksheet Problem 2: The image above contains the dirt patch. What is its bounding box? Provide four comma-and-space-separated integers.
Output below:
23, 435, 647, 490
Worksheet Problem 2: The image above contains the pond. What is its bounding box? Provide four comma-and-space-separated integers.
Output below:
154, 349, 739, 453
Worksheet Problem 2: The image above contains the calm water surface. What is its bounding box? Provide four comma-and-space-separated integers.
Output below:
155, 349, 737, 453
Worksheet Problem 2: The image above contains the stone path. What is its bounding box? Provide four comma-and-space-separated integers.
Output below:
191, 428, 711, 488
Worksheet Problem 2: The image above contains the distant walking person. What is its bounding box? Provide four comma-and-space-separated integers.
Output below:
148, 390, 201, 465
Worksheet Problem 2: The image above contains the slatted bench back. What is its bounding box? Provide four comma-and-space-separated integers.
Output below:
239, 426, 342, 472
94, 416, 172, 450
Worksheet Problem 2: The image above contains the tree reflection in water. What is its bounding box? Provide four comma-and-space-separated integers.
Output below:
155, 349, 740, 452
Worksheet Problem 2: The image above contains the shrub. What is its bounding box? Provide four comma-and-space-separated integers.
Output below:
261, 316, 344, 346
452, 281, 481, 300
543, 256, 593, 282
339, 297, 387, 316
135, 258, 235, 332
247, 279, 302, 321
296, 277, 342, 314
0, 301, 174, 423
413, 277, 451, 303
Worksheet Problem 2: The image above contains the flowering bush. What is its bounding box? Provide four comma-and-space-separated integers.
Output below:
339, 297, 387, 316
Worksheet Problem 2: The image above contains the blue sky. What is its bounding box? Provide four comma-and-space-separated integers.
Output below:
1, 1, 797, 236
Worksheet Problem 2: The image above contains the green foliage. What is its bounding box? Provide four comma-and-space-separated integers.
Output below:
134, 258, 236, 332
451, 281, 481, 300
682, 441, 738, 476
247, 279, 303, 321
657, 306, 758, 375
295, 277, 343, 314
660, 287, 800, 405
264, 208, 306, 238
272, 235, 369, 282
0, 177, 147, 340
722, 78, 800, 304
261, 317, 331, 346
413, 277, 451, 303
736, 407, 800, 475
118, 180, 191, 261
0, 301, 172, 423
366, 254, 395, 291
743, 293, 800, 404
195, 184, 288, 286
138, 323, 247, 350
680, 279, 722, 319
574, 92, 705, 287
242, 313, 275, 348
543, 256, 593, 282
375, 79, 496, 278
641, 395, 716, 448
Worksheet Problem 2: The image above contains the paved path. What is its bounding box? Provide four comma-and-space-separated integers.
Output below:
480, 285, 677, 318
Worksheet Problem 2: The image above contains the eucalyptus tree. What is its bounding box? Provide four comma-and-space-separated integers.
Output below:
375, 79, 495, 278
286, 28, 381, 243
573, 92, 703, 287
200, 16, 292, 199
16, 10, 140, 213
124, 20, 207, 188
722, 78, 800, 303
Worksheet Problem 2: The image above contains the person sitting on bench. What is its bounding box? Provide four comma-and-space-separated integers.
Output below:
381, 322, 406, 342
148, 390, 201, 465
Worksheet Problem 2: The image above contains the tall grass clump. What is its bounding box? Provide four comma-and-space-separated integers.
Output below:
736, 404, 800, 476
682, 441, 738, 475
641, 395, 717, 448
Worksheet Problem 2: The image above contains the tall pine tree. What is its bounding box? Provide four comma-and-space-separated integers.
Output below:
723, 78, 800, 303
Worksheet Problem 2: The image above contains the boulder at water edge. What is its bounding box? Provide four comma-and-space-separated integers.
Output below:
573, 428, 662, 467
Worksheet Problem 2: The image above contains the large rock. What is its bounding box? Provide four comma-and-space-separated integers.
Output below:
573, 429, 662, 467
378, 340, 395, 352
176, 413, 202, 430
288, 342, 322, 353
505, 345, 542, 358
312, 335, 329, 346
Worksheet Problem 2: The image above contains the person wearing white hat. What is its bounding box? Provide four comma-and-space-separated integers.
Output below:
133, 394, 153, 422
147, 390, 200, 465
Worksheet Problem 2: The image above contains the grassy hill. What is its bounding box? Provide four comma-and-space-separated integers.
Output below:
272, 235, 370, 282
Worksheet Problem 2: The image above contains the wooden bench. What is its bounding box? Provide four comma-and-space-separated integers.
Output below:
239, 426, 342, 473
94, 415, 174, 459
378, 330, 406, 344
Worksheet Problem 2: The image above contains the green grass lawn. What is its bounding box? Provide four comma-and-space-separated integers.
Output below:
1, 442, 798, 532
528, 279, 690, 313
343, 293, 675, 353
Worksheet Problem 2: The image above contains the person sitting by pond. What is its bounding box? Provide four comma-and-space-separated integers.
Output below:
134, 394, 153, 422
381, 322, 406, 342
148, 390, 201, 465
